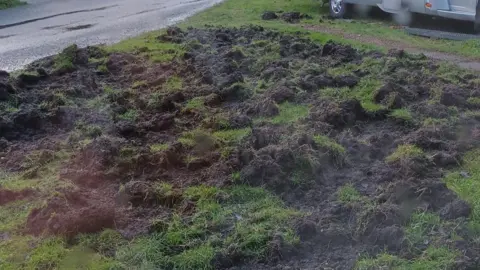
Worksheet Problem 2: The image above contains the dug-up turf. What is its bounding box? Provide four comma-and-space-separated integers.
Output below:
2, 25, 480, 269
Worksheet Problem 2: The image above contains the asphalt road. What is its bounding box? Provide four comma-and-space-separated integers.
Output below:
0, 0, 223, 71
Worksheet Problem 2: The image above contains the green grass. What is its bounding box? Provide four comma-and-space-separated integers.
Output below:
389, 108, 414, 123
313, 135, 346, 156
107, 31, 185, 63
445, 149, 480, 236
178, 129, 216, 148
26, 237, 68, 270
337, 184, 364, 204
386, 144, 424, 163
116, 185, 300, 269
260, 102, 309, 124
405, 211, 442, 247
422, 117, 448, 127
321, 77, 383, 112
184, 97, 206, 111
467, 97, 480, 105
321, 13, 480, 59
54, 45, 77, 74
213, 128, 251, 146
117, 109, 138, 121
355, 246, 459, 270
164, 76, 183, 91
150, 143, 170, 153
0, 0, 25, 10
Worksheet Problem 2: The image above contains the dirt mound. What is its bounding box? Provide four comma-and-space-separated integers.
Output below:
0, 188, 34, 205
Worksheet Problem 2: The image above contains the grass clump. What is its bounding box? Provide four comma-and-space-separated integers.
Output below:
266, 102, 309, 124
405, 211, 441, 247
355, 246, 458, 270
467, 97, 480, 105
0, 0, 26, 10
422, 117, 448, 127
213, 128, 251, 146
178, 129, 216, 148
184, 97, 206, 111
386, 144, 424, 163
116, 185, 300, 269
107, 31, 185, 63
26, 237, 68, 270
389, 109, 413, 123
150, 143, 170, 153
132, 80, 147, 89
445, 149, 480, 236
117, 109, 138, 121
54, 44, 78, 74
313, 135, 346, 157
320, 78, 383, 112
165, 76, 183, 91
337, 184, 365, 204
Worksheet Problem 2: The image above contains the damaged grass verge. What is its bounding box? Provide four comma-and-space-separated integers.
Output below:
3, 5, 480, 269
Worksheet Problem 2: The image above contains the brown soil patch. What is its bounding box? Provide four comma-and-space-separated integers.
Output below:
0, 188, 34, 205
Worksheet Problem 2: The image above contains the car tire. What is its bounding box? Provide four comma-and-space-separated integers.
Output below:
329, 0, 350, 18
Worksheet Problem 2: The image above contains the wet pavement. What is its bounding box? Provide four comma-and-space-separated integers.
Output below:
0, 0, 223, 71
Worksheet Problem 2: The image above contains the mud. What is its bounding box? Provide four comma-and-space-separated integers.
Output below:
2, 25, 480, 269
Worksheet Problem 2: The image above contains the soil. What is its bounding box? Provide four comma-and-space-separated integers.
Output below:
2, 24, 480, 269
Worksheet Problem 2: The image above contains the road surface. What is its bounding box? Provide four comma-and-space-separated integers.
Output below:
0, 0, 223, 71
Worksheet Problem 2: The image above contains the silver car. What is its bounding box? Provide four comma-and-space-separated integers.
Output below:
330, 0, 480, 30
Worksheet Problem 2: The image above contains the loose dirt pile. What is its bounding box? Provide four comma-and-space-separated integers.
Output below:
1, 25, 480, 269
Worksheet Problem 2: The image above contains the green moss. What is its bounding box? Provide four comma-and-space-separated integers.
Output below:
150, 143, 170, 153
386, 144, 424, 163
445, 149, 480, 236
389, 109, 413, 123
118, 109, 138, 121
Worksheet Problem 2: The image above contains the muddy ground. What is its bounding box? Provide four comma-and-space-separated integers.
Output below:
1, 24, 480, 269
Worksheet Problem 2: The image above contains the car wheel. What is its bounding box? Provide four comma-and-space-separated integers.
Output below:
330, 0, 349, 18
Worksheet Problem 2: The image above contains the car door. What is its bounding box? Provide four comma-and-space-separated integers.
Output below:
448, 0, 477, 13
